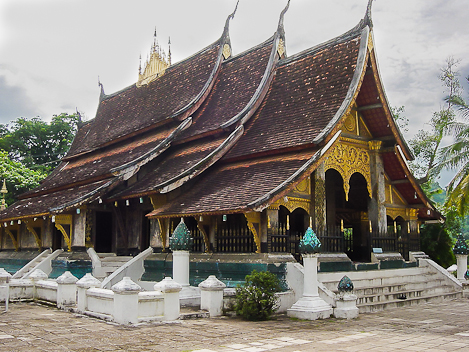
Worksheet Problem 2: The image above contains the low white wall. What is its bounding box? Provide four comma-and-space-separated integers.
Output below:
36, 280, 58, 303
86, 288, 114, 316
9, 279, 34, 300
138, 291, 164, 318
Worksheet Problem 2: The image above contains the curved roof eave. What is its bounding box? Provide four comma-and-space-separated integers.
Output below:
249, 131, 342, 212
367, 44, 414, 160
312, 26, 370, 145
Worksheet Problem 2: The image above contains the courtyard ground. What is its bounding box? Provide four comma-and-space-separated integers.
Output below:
0, 299, 469, 351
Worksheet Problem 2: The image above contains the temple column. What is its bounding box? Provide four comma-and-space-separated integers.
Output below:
42, 219, 53, 249
266, 208, 278, 253
368, 141, 386, 235
314, 164, 326, 234
72, 209, 86, 251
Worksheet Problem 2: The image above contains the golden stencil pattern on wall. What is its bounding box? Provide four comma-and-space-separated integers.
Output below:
314, 175, 326, 233
85, 209, 93, 247
324, 141, 372, 201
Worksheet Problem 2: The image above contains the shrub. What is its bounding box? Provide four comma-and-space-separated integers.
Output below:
234, 270, 282, 321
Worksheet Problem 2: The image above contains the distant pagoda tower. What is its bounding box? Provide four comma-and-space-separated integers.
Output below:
137, 28, 171, 87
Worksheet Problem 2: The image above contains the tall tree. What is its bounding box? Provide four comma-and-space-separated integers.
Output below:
440, 74, 469, 215
408, 58, 460, 185
0, 113, 80, 173
0, 150, 47, 206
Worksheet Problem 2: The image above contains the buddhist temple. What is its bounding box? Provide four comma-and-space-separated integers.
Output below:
0, 1, 441, 278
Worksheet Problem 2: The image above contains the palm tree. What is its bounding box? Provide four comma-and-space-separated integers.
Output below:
441, 77, 469, 215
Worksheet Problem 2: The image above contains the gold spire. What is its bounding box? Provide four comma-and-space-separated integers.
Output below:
137, 27, 171, 87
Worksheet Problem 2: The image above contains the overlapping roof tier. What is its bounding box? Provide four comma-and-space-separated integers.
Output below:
0, 3, 439, 222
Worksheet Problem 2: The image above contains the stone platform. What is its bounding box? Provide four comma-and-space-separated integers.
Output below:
1, 299, 469, 351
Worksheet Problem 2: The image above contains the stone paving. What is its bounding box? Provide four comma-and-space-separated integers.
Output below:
0, 299, 469, 351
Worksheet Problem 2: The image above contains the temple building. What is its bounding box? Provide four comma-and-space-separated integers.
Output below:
0, 1, 440, 272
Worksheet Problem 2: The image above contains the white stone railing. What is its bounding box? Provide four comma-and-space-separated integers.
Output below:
2, 267, 183, 324
35, 280, 58, 303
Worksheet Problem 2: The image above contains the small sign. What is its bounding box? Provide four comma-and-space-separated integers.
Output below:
372, 248, 383, 254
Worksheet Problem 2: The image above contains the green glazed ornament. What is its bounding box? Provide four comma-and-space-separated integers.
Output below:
337, 275, 354, 292
298, 227, 321, 254
453, 233, 469, 255
169, 218, 193, 251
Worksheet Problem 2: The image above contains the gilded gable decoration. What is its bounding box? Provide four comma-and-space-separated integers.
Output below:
324, 140, 372, 201
268, 196, 310, 214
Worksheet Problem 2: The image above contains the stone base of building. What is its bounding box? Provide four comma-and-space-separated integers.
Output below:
287, 295, 332, 320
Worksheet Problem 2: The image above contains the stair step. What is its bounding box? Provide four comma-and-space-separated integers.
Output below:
357, 291, 462, 313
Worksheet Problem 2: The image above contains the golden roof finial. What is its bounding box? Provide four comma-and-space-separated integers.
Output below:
168, 37, 172, 66
137, 26, 170, 87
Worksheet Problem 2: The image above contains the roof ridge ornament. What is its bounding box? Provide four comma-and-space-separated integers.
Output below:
98, 76, 105, 101
363, 0, 374, 28
137, 27, 171, 87
221, 1, 239, 60
277, 0, 290, 34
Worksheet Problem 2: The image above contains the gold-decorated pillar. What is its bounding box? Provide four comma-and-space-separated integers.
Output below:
368, 141, 387, 235
266, 207, 279, 253
314, 164, 326, 235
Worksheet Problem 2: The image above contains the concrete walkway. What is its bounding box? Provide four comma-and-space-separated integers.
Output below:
1, 299, 469, 351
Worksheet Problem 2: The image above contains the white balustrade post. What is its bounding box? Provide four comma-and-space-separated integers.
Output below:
172, 251, 190, 287
154, 277, 182, 321
0, 268, 12, 312
453, 234, 469, 282
199, 275, 226, 317
303, 254, 318, 297
169, 218, 193, 287
456, 254, 468, 281
76, 273, 101, 313
287, 228, 333, 320
333, 276, 359, 319
57, 271, 78, 309
29, 269, 48, 300
111, 277, 141, 325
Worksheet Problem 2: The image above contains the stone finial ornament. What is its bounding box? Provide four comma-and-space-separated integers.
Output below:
338, 275, 354, 292
453, 233, 469, 255
169, 218, 193, 251
298, 227, 321, 254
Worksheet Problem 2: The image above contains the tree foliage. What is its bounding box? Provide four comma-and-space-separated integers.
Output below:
0, 150, 47, 205
234, 270, 281, 321
440, 75, 469, 215
0, 113, 80, 173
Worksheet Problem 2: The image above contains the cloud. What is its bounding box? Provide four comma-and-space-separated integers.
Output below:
0, 75, 37, 124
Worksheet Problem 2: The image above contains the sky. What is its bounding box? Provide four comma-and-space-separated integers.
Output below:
0, 0, 468, 184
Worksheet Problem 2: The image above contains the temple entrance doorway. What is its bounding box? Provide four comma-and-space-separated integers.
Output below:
326, 169, 371, 262
52, 227, 62, 251
275, 206, 308, 261
95, 211, 113, 253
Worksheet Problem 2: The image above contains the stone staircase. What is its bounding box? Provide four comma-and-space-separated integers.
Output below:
318, 261, 462, 313
94, 254, 133, 280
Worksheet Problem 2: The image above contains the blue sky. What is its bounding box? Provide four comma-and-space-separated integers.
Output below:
0, 0, 468, 185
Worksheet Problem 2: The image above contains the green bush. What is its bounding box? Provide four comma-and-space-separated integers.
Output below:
234, 270, 282, 321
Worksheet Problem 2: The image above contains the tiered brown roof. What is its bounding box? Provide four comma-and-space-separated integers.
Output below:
0, 2, 438, 222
